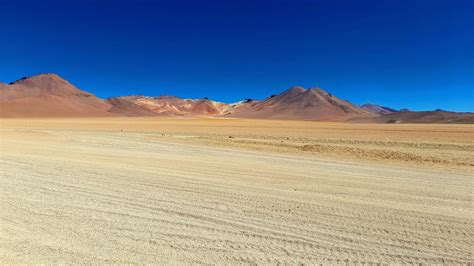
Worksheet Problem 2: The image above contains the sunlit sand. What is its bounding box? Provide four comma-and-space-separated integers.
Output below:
1, 118, 472, 264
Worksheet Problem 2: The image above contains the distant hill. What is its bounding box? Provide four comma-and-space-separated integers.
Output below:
361, 104, 398, 114
352, 109, 474, 124
1, 73, 472, 123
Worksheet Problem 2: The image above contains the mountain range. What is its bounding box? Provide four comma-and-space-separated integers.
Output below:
1, 73, 472, 123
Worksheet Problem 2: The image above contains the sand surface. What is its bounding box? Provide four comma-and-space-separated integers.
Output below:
1, 118, 472, 264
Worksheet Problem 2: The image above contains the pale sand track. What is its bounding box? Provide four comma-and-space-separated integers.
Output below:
0, 118, 473, 264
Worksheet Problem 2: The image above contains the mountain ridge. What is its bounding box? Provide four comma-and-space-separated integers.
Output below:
361, 104, 398, 114
1, 73, 472, 123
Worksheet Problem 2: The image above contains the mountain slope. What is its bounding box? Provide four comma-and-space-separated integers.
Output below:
361, 104, 398, 114
0, 74, 114, 117
225, 86, 376, 121
107, 95, 225, 116
106, 96, 158, 117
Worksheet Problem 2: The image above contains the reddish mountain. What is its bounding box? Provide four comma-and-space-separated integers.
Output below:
107, 95, 225, 116
106, 96, 158, 117
220, 99, 259, 116
0, 74, 113, 117
225, 86, 375, 121
1, 74, 472, 123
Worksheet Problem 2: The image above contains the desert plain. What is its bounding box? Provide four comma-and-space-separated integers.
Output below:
0, 117, 473, 264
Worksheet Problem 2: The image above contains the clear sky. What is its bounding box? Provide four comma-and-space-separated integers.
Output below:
1, 0, 473, 111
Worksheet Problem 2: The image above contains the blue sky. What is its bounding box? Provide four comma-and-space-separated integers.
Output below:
0, 0, 473, 111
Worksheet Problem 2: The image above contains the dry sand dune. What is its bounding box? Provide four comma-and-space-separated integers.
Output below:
0, 118, 473, 264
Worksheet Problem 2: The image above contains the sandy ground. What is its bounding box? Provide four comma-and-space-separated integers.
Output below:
0, 118, 473, 264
